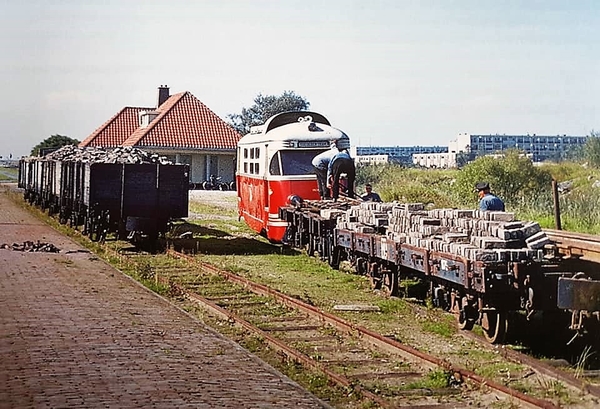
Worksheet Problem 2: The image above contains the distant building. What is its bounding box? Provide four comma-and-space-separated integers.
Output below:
79, 85, 242, 185
412, 152, 456, 169
354, 154, 390, 166
449, 133, 587, 163
354, 145, 447, 165
357, 133, 587, 169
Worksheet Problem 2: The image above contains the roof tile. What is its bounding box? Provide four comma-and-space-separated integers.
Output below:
79, 107, 153, 148
80, 91, 242, 151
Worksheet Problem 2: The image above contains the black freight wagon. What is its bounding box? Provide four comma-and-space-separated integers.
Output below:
19, 157, 189, 241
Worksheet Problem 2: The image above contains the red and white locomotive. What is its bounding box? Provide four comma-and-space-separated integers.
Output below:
236, 111, 350, 242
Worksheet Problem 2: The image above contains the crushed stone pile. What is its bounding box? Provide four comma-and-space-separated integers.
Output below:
1, 241, 61, 252
41, 145, 172, 164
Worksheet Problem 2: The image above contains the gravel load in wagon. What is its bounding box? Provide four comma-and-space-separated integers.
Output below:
18, 146, 189, 243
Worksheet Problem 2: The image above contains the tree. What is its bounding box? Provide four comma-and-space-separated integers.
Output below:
31, 134, 80, 156
227, 91, 310, 135
584, 130, 600, 167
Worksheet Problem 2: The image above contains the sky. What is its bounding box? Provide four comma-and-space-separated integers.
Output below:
1, 0, 598, 158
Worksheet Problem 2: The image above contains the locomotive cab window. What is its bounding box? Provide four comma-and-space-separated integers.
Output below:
269, 155, 281, 175
269, 150, 324, 175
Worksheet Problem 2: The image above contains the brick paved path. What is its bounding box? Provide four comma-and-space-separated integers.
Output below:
0, 185, 330, 408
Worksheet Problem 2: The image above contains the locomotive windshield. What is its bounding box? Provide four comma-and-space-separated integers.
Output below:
270, 149, 326, 176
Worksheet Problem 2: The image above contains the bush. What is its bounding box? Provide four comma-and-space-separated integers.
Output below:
355, 158, 600, 233
356, 165, 459, 207
454, 150, 553, 209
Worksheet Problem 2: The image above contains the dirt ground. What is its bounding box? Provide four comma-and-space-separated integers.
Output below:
188, 189, 238, 210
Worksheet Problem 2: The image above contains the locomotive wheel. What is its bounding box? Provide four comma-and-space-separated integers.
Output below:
481, 310, 508, 344
380, 271, 398, 297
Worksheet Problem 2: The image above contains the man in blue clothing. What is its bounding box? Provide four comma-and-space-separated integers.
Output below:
312, 141, 339, 199
475, 182, 505, 211
361, 183, 382, 202
327, 147, 356, 200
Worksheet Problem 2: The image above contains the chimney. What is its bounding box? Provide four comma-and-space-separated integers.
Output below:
157, 85, 170, 107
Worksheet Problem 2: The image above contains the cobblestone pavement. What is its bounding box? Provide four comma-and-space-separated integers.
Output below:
0, 185, 330, 408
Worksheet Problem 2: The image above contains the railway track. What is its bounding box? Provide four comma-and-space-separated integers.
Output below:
7, 181, 600, 408
545, 229, 600, 264
103, 243, 600, 408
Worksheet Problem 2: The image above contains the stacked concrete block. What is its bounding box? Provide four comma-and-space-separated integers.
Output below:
355, 225, 376, 233
525, 231, 551, 249
443, 233, 470, 243
522, 221, 542, 237
470, 236, 507, 249
320, 208, 345, 219
330, 199, 552, 264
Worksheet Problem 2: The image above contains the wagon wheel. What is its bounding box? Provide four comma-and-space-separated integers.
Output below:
481, 310, 508, 344
89, 218, 103, 242
90, 211, 109, 243
58, 208, 68, 225
455, 296, 475, 331
380, 271, 398, 297
369, 274, 382, 291
367, 262, 382, 290
306, 235, 315, 257
328, 244, 340, 270
316, 239, 325, 259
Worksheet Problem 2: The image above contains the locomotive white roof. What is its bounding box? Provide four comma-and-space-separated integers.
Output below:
239, 111, 348, 146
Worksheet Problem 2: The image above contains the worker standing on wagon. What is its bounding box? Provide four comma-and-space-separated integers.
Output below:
311, 141, 338, 200
475, 182, 505, 211
327, 146, 356, 201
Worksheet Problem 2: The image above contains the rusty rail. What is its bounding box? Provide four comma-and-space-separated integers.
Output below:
169, 249, 560, 409
545, 229, 600, 264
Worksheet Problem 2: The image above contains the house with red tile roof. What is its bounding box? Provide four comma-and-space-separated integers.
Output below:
79, 86, 242, 185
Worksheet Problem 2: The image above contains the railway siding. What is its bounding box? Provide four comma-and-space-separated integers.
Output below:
104, 245, 600, 408
5, 184, 600, 408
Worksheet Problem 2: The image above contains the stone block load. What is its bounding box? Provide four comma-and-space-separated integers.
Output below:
335, 201, 552, 263
43, 145, 172, 165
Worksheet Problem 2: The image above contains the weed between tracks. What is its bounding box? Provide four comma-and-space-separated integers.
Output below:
5, 187, 599, 409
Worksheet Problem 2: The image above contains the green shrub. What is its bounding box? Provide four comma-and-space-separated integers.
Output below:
356, 157, 600, 234
454, 150, 553, 210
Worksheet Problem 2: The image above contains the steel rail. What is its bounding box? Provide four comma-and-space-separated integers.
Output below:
169, 249, 559, 409
545, 229, 600, 264
175, 284, 397, 409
